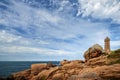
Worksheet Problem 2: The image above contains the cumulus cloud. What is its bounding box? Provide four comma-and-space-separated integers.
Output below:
77, 0, 120, 23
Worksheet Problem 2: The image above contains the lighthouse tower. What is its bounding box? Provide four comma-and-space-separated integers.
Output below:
104, 37, 110, 54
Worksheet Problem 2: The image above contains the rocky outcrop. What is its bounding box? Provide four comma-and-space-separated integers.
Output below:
94, 64, 120, 79
85, 55, 107, 66
60, 60, 71, 66
32, 67, 59, 80
6, 56, 120, 80
71, 72, 102, 80
31, 63, 56, 75
11, 69, 31, 80
67, 63, 120, 80
4, 48, 120, 80
52, 72, 64, 80
84, 44, 103, 61
31, 64, 47, 75
62, 60, 84, 70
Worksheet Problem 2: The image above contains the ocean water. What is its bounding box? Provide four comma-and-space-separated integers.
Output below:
0, 61, 60, 78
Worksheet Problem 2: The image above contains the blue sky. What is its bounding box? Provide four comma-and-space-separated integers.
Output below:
0, 0, 120, 61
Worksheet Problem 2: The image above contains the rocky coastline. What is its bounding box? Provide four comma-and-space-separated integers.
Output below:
1, 44, 120, 80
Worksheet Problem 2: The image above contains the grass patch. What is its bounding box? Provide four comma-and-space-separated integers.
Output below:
107, 49, 120, 65
41, 75, 46, 80
108, 59, 120, 65
107, 49, 120, 58
108, 77, 120, 80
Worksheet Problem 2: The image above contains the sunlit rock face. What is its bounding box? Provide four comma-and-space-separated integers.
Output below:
5, 50, 120, 80
84, 44, 103, 61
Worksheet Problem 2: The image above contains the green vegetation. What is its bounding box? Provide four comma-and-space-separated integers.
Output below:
102, 51, 107, 55
41, 75, 46, 80
107, 49, 120, 65
108, 59, 120, 65
109, 77, 120, 80
107, 49, 120, 58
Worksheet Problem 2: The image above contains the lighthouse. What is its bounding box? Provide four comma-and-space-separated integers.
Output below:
104, 37, 110, 54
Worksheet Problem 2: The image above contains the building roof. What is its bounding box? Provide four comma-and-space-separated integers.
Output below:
105, 37, 110, 41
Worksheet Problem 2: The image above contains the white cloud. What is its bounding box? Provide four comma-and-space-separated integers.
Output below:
0, 0, 119, 61
0, 45, 73, 55
77, 0, 120, 23
57, 0, 71, 11
0, 0, 61, 28
111, 40, 120, 49
0, 30, 49, 45
0, 1, 110, 46
0, 0, 110, 42
0, 30, 22, 43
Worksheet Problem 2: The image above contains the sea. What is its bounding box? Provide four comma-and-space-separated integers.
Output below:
0, 61, 60, 78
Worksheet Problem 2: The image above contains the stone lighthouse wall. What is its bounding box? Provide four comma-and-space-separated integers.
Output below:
104, 37, 110, 54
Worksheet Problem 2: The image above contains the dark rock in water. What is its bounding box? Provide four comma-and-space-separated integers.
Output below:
47, 62, 57, 67
0, 78, 6, 80
0, 75, 14, 80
